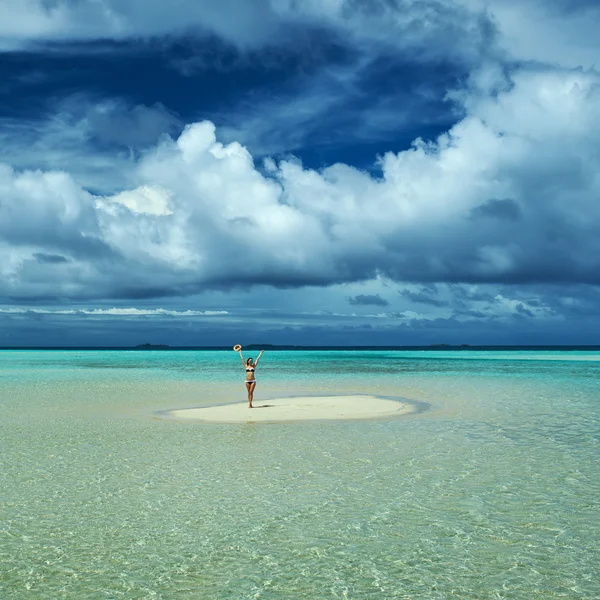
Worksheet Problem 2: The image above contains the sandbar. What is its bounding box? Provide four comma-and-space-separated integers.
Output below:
164, 395, 416, 423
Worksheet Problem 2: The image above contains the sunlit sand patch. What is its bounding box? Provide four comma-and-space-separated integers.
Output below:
163, 395, 420, 423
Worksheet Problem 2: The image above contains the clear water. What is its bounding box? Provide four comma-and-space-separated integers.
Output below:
1, 350, 599, 599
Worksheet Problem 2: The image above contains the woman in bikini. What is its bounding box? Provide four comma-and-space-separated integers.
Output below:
238, 348, 264, 408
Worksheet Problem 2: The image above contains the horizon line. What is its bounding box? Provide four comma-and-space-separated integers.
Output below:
1, 344, 600, 351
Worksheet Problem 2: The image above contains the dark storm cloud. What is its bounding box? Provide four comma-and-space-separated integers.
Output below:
515, 303, 535, 318
452, 309, 488, 319
533, 285, 600, 318
450, 286, 498, 305
3, 280, 600, 346
33, 253, 69, 264
348, 294, 389, 306
400, 287, 447, 307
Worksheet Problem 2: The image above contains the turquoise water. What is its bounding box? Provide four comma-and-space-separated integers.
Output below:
1, 350, 599, 599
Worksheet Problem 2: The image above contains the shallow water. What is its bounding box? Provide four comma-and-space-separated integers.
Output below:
1, 350, 599, 599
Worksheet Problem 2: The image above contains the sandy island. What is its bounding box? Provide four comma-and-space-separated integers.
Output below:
164, 395, 417, 423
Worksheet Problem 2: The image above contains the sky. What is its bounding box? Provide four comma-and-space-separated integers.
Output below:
1, 0, 600, 347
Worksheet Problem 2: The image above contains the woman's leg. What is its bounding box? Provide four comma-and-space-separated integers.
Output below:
246, 382, 256, 407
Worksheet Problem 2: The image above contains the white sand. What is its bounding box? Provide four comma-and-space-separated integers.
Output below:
166, 395, 415, 423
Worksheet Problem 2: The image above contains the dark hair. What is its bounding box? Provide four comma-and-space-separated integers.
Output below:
246, 357, 253, 364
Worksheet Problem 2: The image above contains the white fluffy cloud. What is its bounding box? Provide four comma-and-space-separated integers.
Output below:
1, 64, 600, 301
458, 0, 600, 68
0, 307, 227, 316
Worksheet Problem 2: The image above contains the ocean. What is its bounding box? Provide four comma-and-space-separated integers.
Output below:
1, 349, 599, 599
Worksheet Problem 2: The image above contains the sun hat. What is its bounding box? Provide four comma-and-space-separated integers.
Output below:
233, 344, 242, 351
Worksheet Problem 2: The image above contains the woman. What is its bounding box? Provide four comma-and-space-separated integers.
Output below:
239, 348, 264, 408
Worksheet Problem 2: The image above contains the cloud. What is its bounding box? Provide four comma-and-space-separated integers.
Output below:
217, 47, 461, 160
0, 307, 227, 316
1, 1, 600, 320
106, 186, 173, 216
0, 96, 180, 194
2, 281, 599, 346
452, 308, 487, 319
0, 2, 492, 167
84, 100, 181, 148
515, 303, 534, 318
470, 198, 521, 221
2, 62, 600, 301
348, 294, 389, 306
459, 0, 600, 69
0, 1, 491, 59
3, 301, 597, 346
449, 285, 498, 306
400, 287, 447, 307
2, 1, 594, 174
33, 252, 69, 264
0, 0, 281, 51
1, 1, 597, 76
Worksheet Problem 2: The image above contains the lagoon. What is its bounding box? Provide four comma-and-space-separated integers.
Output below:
1, 349, 599, 598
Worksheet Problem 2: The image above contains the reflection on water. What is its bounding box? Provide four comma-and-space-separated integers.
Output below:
1, 350, 599, 599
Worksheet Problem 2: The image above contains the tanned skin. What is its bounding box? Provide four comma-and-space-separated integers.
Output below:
239, 349, 264, 408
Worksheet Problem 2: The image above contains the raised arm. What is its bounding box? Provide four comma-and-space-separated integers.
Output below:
254, 350, 265, 365
239, 350, 246, 366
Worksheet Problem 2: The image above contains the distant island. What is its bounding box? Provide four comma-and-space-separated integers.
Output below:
135, 343, 170, 349
430, 344, 472, 348
244, 344, 276, 350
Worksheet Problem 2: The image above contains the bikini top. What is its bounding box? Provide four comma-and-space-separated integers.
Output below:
245, 367, 255, 372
